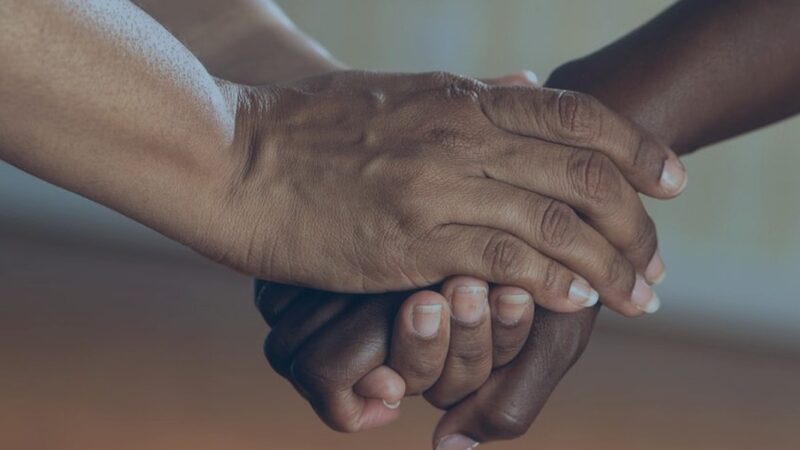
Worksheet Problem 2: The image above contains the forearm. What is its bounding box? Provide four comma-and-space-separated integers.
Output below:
548, 0, 800, 154
534, 0, 800, 431
0, 0, 239, 246
136, 0, 344, 85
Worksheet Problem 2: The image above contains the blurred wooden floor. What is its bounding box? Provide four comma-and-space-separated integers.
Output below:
2, 237, 799, 450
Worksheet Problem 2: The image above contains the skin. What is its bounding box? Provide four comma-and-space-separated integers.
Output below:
135, 0, 668, 435
1, 0, 677, 316
134, 0, 673, 430
259, 0, 800, 448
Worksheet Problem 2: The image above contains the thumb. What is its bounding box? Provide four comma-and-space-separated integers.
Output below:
481, 70, 539, 87
352, 365, 407, 429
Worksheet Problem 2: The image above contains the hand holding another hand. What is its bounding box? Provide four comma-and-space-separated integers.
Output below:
250, 70, 683, 448
206, 70, 683, 315
257, 278, 597, 449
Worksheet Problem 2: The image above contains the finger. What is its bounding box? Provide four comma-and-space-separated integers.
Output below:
481, 139, 665, 285
432, 308, 600, 450
425, 225, 599, 314
388, 290, 451, 395
487, 285, 534, 367
353, 365, 406, 411
288, 296, 405, 433
424, 276, 492, 409
454, 179, 656, 316
263, 291, 354, 378
480, 85, 687, 199
481, 70, 539, 87
254, 280, 305, 326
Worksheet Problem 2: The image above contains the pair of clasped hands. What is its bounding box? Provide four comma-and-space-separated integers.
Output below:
250, 70, 687, 450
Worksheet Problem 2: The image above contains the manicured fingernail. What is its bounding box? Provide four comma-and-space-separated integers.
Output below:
521, 70, 539, 86
497, 293, 531, 325
645, 251, 666, 285
382, 399, 401, 410
660, 159, 688, 194
631, 274, 659, 313
437, 434, 480, 450
568, 279, 599, 307
412, 304, 442, 337
452, 286, 488, 324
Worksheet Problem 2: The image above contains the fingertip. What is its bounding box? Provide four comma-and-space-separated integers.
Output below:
488, 285, 532, 326
520, 70, 540, 86
435, 434, 480, 450
354, 365, 406, 403
441, 277, 489, 326
440, 276, 488, 300
357, 397, 402, 431
536, 284, 591, 314
659, 158, 688, 197
482, 70, 539, 87
432, 402, 481, 450
399, 290, 450, 338
568, 278, 599, 309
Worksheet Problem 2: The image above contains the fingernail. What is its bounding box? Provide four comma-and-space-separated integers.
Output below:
521, 70, 539, 86
645, 251, 666, 285
496, 293, 531, 325
631, 274, 660, 313
660, 159, 688, 194
412, 304, 442, 337
382, 399, 401, 410
437, 434, 480, 450
452, 286, 488, 324
568, 279, 599, 307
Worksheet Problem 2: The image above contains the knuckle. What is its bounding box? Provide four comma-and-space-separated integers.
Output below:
263, 333, 291, 377
394, 165, 440, 219
628, 130, 650, 169
254, 281, 300, 325
289, 355, 341, 395
429, 70, 457, 85
567, 151, 621, 205
627, 131, 664, 180
481, 233, 528, 281
264, 332, 290, 363
539, 257, 563, 296
628, 216, 658, 257
492, 339, 525, 363
601, 252, 630, 288
399, 358, 442, 384
423, 390, 452, 410
552, 90, 599, 142
423, 125, 465, 150
536, 199, 580, 250
452, 345, 492, 368
477, 404, 531, 439
430, 71, 482, 100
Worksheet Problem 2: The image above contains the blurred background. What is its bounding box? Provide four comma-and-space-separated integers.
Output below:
2, 1, 798, 449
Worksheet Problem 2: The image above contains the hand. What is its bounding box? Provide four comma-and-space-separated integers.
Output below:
253, 69, 673, 443
256, 279, 537, 434
256, 278, 593, 449
207, 70, 683, 315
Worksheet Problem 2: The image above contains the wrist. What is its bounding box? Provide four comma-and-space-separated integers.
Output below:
183, 79, 284, 275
